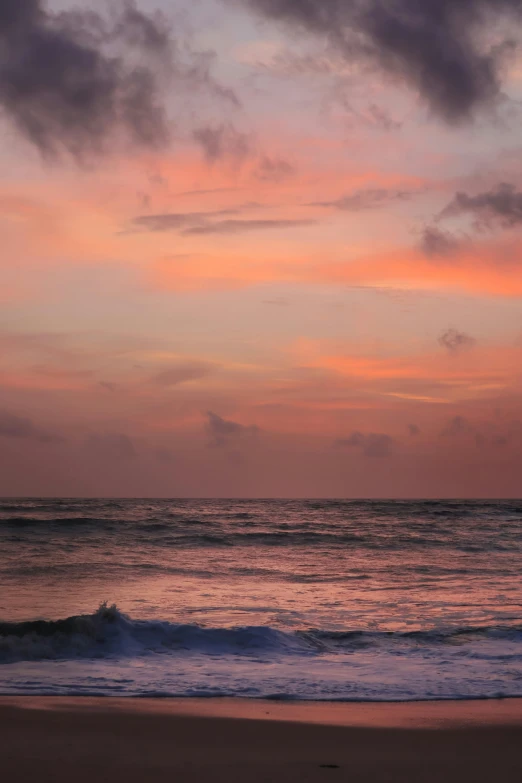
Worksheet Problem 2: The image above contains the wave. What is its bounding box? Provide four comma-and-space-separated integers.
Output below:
1, 604, 521, 664
1, 516, 108, 528
2, 521, 518, 554
0, 604, 306, 663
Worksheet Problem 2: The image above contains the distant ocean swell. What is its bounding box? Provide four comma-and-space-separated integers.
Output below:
1, 521, 520, 556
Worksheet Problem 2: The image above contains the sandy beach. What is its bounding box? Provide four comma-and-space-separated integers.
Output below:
1, 697, 522, 782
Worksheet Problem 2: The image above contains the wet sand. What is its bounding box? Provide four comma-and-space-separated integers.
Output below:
1, 697, 522, 782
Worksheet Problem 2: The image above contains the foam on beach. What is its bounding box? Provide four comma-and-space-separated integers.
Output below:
2, 603, 522, 701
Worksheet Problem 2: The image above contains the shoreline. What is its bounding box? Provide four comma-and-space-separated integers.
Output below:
3, 697, 522, 782
3, 694, 522, 727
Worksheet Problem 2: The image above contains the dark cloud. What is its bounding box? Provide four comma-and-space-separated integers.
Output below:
440, 415, 474, 437
205, 411, 259, 447
243, 0, 522, 123
312, 188, 411, 211
0, 409, 63, 444
129, 209, 311, 235
130, 210, 237, 232
438, 328, 477, 353
86, 432, 136, 458
0, 0, 172, 158
153, 362, 217, 386
193, 124, 252, 162
0, 1, 241, 160
255, 156, 295, 181
112, 3, 172, 54
184, 218, 315, 235
440, 183, 522, 228
420, 225, 461, 257
336, 431, 395, 458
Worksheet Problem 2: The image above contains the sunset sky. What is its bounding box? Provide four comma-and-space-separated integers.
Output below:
2, 0, 522, 497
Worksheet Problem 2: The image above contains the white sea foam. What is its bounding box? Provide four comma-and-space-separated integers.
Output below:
1, 604, 522, 701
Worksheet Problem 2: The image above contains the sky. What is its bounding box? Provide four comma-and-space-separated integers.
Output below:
2, 0, 522, 497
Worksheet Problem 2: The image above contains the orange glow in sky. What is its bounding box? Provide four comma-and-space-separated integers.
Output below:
2, 0, 522, 497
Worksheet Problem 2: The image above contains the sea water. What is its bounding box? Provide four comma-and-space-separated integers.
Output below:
1, 498, 521, 701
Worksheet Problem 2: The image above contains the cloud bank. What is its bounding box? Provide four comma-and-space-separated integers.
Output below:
441, 183, 522, 228
242, 0, 522, 123
206, 411, 259, 447
0, 409, 62, 444
0, 0, 173, 158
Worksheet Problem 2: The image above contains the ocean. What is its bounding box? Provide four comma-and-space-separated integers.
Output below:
1, 498, 521, 701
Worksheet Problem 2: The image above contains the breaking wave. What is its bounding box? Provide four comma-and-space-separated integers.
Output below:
1, 603, 521, 664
